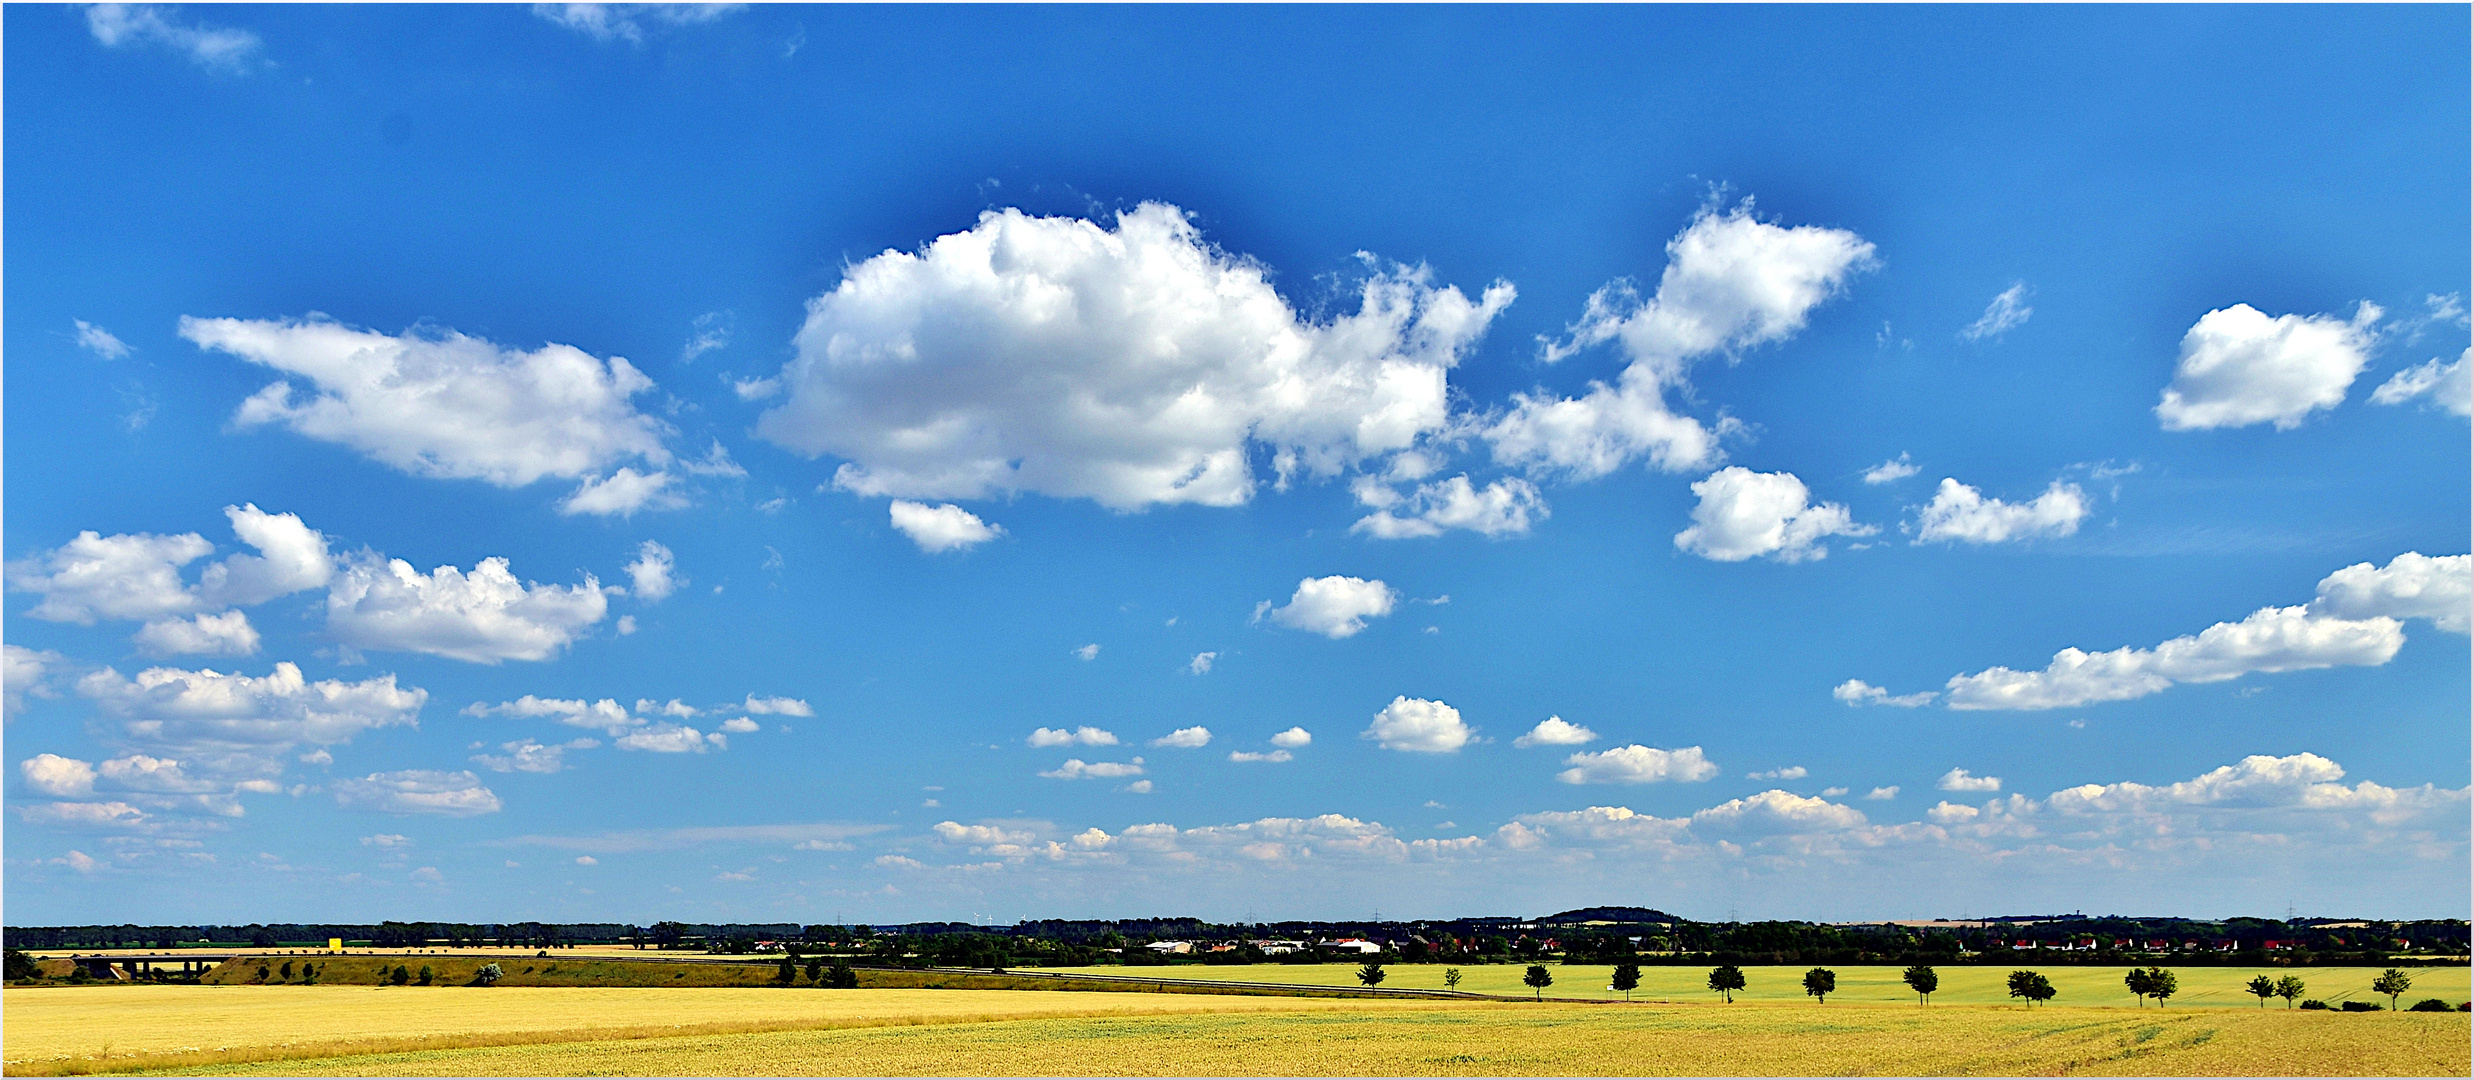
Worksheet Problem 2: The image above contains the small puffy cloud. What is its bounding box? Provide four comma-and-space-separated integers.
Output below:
79, 661, 425, 755
1229, 750, 1293, 763
1491, 200, 1876, 480
1864, 786, 1899, 800
333, 770, 502, 816
1556, 745, 1719, 784
639, 698, 698, 718
5, 645, 70, 719
85, 3, 261, 72
1674, 467, 1870, 562
1071, 644, 1100, 661
2155, 302, 2379, 431
8, 505, 333, 625
53, 850, 105, 873
888, 501, 1004, 553
326, 555, 606, 664
534, 2, 742, 44
559, 467, 683, 517
182, 315, 675, 493
471, 737, 596, 774
75, 320, 133, 359
1959, 283, 2032, 342
1254, 576, 1396, 638
361, 833, 411, 848
1861, 453, 1918, 485
21, 754, 98, 797
745, 695, 812, 716
1268, 727, 1312, 748
1040, 757, 1144, 780
573, 855, 598, 866
933, 820, 1036, 846
1123, 779, 1154, 793
718, 717, 760, 734
1937, 768, 2001, 793
467, 695, 636, 735
616, 724, 721, 753
1351, 476, 1546, 539
1187, 652, 1218, 675
2310, 551, 2470, 634
1364, 696, 1470, 753
1913, 478, 2089, 544
624, 541, 682, 602
1150, 726, 1211, 748
2370, 347, 2470, 418
134, 611, 261, 658
1512, 716, 1597, 748
754, 203, 1512, 512
1926, 801, 1980, 824
1831, 679, 1936, 708
1028, 726, 1119, 748
1944, 603, 2404, 711
1748, 765, 1808, 781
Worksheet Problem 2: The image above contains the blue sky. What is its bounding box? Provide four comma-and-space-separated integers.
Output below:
5, 4, 2467, 927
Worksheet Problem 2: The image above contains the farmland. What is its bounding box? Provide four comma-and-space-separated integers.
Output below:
1046, 962, 2473, 1007
2, 986, 2466, 1077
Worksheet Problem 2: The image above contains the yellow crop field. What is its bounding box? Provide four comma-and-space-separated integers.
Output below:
1045, 962, 2473, 1007
82, 1000, 2474, 1077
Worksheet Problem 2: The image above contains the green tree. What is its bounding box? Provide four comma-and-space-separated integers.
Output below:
2146, 967, 2178, 1007
2273, 975, 2305, 1008
1523, 964, 1554, 1000
390, 965, 410, 986
474, 963, 503, 986
1442, 967, 1463, 991
1901, 964, 1938, 1005
1803, 967, 1837, 1003
806, 959, 824, 983
1611, 963, 1641, 1001
2245, 974, 2275, 1007
4, 949, 40, 982
2125, 967, 2153, 1006
1356, 962, 1387, 987
2007, 970, 2055, 1006
824, 961, 859, 989
279, 961, 294, 980
2371, 968, 2413, 1010
1707, 964, 1746, 1004
777, 956, 798, 984
417, 965, 433, 986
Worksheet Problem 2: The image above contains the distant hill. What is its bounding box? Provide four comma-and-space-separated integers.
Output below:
1538, 906, 1681, 925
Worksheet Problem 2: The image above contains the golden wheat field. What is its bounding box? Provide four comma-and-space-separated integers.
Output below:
4, 985, 2468, 1077
1048, 962, 2474, 1007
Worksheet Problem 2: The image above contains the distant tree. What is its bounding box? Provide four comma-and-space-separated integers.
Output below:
2125, 968, 2153, 1006
1357, 962, 1387, 988
824, 961, 859, 989
2273, 975, 2305, 1008
1902, 964, 1938, 1005
475, 963, 503, 986
1443, 968, 1463, 991
249, 928, 278, 948
1523, 965, 1554, 1000
1611, 963, 1641, 1001
1804, 967, 1837, 1004
279, 961, 294, 980
2146, 967, 2178, 1007
390, 965, 410, 986
4, 949, 39, 982
777, 956, 798, 984
806, 960, 824, 983
418, 965, 433, 986
650, 922, 687, 950
1707, 965, 1746, 1004
2007, 970, 2055, 1006
2245, 975, 2275, 1007
301, 963, 318, 985
2372, 968, 2414, 1010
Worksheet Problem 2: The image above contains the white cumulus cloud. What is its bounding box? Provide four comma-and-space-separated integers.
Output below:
78, 662, 425, 759
2370, 347, 2471, 418
4, 645, 69, 719
1937, 768, 2001, 792
21, 754, 98, 797
1229, 750, 1293, 763
1269, 727, 1312, 748
1150, 726, 1211, 748
1512, 716, 1597, 748
1555, 744, 1719, 784
8, 505, 334, 625
133, 611, 261, 658
888, 501, 1004, 553
470, 737, 597, 774
1350, 475, 1546, 539
1674, 467, 1871, 562
745, 695, 812, 716
1364, 696, 1471, 753
753, 203, 1513, 512
1028, 726, 1119, 748
1254, 576, 1396, 638
1943, 603, 2404, 711
1913, 478, 2089, 544
326, 554, 606, 664
332, 769, 502, 816
1072, 643, 1100, 661
2155, 302, 2380, 431
1187, 652, 1217, 675
1040, 757, 1144, 780
1831, 679, 1937, 708
624, 541, 682, 602
1748, 766, 1809, 781
1861, 453, 1918, 485
560, 467, 683, 517
2310, 551, 2470, 634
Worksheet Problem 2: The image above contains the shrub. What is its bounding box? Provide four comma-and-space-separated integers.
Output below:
2407, 998, 2454, 1012
390, 965, 409, 986
2299, 999, 2329, 1010
2340, 1000, 2380, 1012
4, 949, 40, 982
417, 965, 433, 986
474, 963, 503, 986
823, 961, 858, 988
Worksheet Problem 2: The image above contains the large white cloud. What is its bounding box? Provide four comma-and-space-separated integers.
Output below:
2310, 551, 2470, 634
326, 555, 606, 664
2370, 347, 2471, 418
753, 203, 1513, 511
21, 754, 98, 797
1555, 744, 1718, 784
78, 662, 427, 756
1913, 478, 2089, 544
1944, 604, 2402, 710
332, 769, 502, 816
1690, 790, 1867, 834
1487, 201, 1876, 480
7, 505, 333, 624
2154, 302, 2380, 431
182, 316, 681, 512
1253, 576, 1396, 638
1363, 696, 1471, 753
1674, 467, 1870, 562
888, 501, 1005, 553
